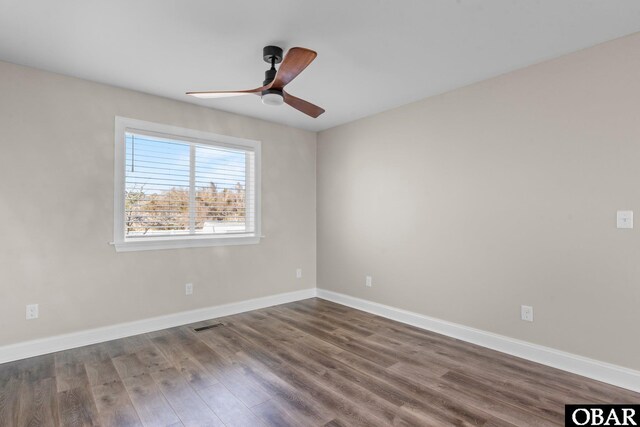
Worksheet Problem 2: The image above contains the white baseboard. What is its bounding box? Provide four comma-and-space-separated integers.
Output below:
4, 287, 639, 394
0, 288, 317, 364
316, 288, 640, 393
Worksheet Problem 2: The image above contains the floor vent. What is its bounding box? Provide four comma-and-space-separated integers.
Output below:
193, 323, 224, 332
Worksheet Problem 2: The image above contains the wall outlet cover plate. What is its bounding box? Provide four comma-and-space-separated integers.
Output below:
617, 210, 633, 229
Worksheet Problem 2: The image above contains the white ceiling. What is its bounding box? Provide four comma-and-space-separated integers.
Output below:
1, 1, 640, 131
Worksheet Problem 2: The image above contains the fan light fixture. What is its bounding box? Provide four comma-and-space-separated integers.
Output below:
262, 92, 284, 106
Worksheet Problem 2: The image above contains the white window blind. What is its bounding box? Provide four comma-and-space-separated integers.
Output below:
114, 117, 261, 251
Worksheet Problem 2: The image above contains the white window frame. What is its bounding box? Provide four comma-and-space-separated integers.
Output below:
113, 116, 261, 252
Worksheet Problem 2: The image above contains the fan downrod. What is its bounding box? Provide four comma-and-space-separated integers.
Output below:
263, 46, 283, 86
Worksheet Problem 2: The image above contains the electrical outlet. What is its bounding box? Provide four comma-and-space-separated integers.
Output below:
296, 268, 302, 279
185, 283, 193, 296
521, 305, 534, 322
26, 304, 39, 320
365, 276, 372, 287
617, 210, 633, 229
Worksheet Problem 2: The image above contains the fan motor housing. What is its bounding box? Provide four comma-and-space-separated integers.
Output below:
263, 68, 277, 86
261, 88, 283, 97
263, 45, 283, 64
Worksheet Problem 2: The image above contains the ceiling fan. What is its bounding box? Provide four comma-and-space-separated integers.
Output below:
187, 45, 325, 118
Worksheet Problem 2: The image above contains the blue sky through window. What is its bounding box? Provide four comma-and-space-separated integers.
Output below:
125, 133, 246, 194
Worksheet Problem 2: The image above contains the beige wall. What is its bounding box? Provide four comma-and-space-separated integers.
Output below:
0, 60, 316, 346
318, 33, 640, 370
3, 32, 640, 371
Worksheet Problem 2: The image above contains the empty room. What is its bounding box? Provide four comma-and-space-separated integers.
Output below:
1, 1, 639, 426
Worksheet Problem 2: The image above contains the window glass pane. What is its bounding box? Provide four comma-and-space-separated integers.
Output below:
123, 131, 253, 239
194, 144, 247, 235
125, 133, 191, 237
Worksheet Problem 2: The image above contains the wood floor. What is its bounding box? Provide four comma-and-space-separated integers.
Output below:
1, 298, 638, 426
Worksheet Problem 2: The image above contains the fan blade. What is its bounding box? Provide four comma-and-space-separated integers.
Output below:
186, 86, 267, 99
284, 92, 325, 118
270, 47, 317, 90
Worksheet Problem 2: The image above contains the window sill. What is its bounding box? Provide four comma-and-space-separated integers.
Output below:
112, 235, 261, 252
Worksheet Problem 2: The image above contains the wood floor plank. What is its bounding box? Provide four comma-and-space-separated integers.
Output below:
55, 345, 110, 394
16, 354, 56, 384
240, 311, 344, 356
85, 358, 121, 388
17, 377, 59, 427
250, 398, 301, 427
176, 328, 272, 408
135, 343, 173, 374
429, 368, 559, 427
0, 375, 22, 426
200, 323, 335, 424
0, 360, 20, 387
221, 321, 409, 426
57, 385, 101, 427
113, 354, 148, 379
265, 307, 398, 368
197, 382, 265, 427
151, 332, 219, 391
443, 370, 564, 423
321, 298, 639, 404
54, 353, 89, 393
382, 327, 622, 406
122, 373, 181, 427
2, 297, 639, 427
232, 351, 336, 426
91, 378, 142, 427
151, 367, 224, 427
231, 318, 492, 426
283, 302, 375, 337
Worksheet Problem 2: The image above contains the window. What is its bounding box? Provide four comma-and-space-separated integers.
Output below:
114, 117, 260, 251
